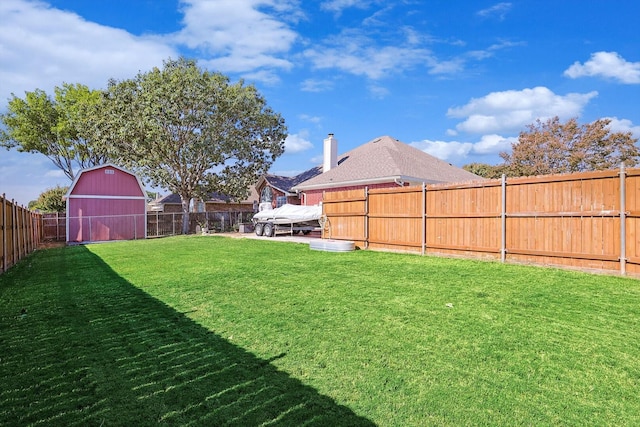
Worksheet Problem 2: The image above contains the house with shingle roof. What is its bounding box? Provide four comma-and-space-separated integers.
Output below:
254, 166, 323, 210
291, 134, 483, 205
151, 187, 260, 213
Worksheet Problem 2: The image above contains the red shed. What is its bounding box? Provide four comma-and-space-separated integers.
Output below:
65, 164, 147, 243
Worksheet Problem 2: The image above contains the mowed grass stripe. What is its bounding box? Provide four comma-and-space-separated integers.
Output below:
1, 235, 639, 426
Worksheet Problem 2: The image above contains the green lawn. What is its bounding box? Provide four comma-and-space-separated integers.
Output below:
1, 236, 639, 426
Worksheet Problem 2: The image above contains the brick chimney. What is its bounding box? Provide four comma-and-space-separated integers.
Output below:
323, 133, 337, 173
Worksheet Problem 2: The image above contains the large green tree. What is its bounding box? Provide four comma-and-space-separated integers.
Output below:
0, 83, 107, 180
92, 58, 287, 234
28, 185, 68, 212
500, 117, 639, 176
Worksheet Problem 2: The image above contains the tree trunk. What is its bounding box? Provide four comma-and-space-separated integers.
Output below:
181, 196, 191, 234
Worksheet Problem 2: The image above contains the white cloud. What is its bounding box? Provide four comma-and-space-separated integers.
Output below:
44, 169, 67, 178
402, 26, 422, 46
368, 84, 390, 99
466, 40, 525, 61
424, 40, 525, 76
447, 86, 598, 134
200, 55, 293, 75
474, 134, 516, 154
411, 140, 474, 160
302, 17, 522, 80
302, 30, 434, 80
604, 117, 640, 139
477, 2, 512, 20
564, 51, 640, 84
233, 68, 282, 86
427, 58, 465, 75
0, 0, 177, 102
0, 0, 305, 100
284, 131, 314, 153
298, 114, 322, 124
410, 134, 515, 162
300, 79, 334, 92
303, 40, 431, 80
172, 0, 298, 74
310, 154, 324, 165
320, 0, 377, 15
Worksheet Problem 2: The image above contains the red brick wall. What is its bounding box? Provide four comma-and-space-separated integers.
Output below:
255, 183, 301, 209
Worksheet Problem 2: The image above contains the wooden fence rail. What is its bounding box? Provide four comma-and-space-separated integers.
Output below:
1, 194, 42, 274
322, 166, 640, 277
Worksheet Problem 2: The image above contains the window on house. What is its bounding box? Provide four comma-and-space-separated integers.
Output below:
276, 196, 287, 208
260, 187, 272, 203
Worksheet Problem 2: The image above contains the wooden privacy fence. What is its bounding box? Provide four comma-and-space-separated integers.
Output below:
322, 166, 640, 276
1, 194, 42, 274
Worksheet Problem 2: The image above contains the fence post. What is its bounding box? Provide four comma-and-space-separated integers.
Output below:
32, 212, 40, 249
21, 205, 27, 256
22, 206, 27, 255
501, 174, 507, 263
12, 200, 17, 266
23, 208, 29, 254
2, 194, 6, 273
14, 202, 19, 262
422, 182, 426, 256
29, 213, 34, 251
620, 163, 627, 275
364, 187, 369, 249
322, 191, 326, 238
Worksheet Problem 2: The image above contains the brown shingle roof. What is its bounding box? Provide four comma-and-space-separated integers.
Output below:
293, 135, 482, 190
158, 185, 259, 205
261, 166, 323, 194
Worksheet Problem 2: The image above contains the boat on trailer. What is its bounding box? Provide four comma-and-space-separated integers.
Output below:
251, 204, 322, 237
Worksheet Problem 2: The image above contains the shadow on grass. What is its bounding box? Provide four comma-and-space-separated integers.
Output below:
0, 245, 374, 426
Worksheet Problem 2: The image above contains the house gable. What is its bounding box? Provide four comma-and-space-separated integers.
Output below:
255, 166, 323, 208
258, 166, 323, 195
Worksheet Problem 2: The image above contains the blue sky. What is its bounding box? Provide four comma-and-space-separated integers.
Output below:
1, 0, 639, 206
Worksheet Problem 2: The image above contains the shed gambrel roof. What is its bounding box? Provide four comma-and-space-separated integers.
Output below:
65, 163, 146, 198
293, 135, 483, 191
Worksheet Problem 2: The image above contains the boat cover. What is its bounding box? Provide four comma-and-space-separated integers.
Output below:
253, 204, 322, 222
